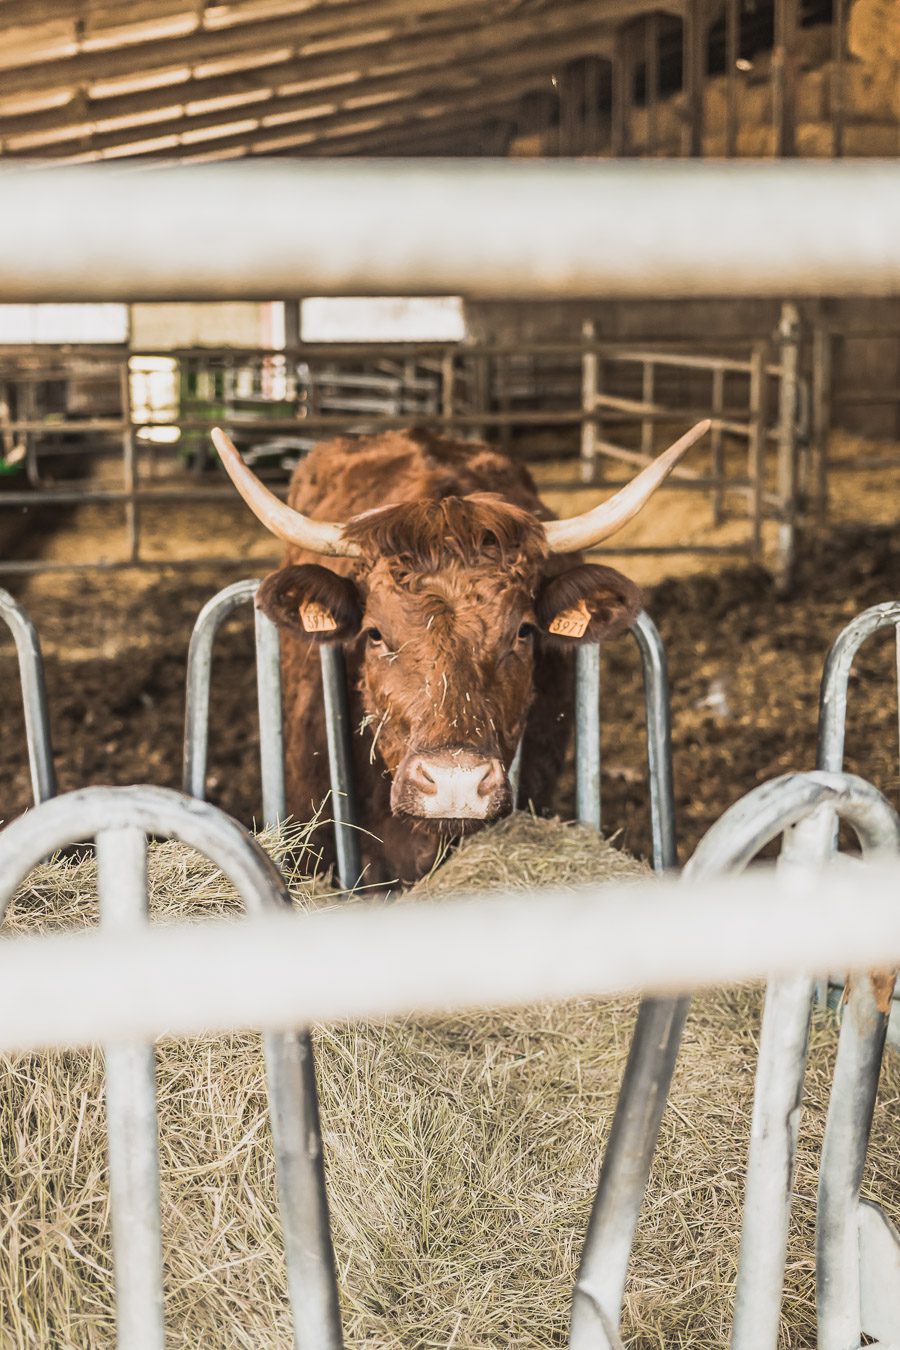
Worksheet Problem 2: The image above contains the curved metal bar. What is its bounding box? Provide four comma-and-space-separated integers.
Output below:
0, 785, 343, 1350
0, 586, 56, 803
573, 611, 676, 873
183, 579, 260, 802
570, 771, 900, 1350
183, 579, 286, 827
817, 600, 900, 774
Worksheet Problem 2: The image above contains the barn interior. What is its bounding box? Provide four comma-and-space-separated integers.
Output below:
0, 5, 899, 1347
1, 0, 897, 850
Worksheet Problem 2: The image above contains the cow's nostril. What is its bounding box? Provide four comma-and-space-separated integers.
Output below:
410, 758, 437, 792
477, 759, 504, 797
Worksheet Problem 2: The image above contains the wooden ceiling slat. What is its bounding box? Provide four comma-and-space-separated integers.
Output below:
91, 72, 546, 161
4, 26, 614, 156
0, 0, 621, 144
0, 0, 497, 99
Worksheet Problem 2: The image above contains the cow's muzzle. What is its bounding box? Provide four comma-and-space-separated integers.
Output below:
391, 748, 510, 825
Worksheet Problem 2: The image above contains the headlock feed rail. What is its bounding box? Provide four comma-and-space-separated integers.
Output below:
183, 584, 676, 885
0, 586, 56, 804
0, 785, 342, 1350
569, 770, 900, 1350
0, 774, 898, 1347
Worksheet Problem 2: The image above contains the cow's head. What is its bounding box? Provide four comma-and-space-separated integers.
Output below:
213, 422, 708, 832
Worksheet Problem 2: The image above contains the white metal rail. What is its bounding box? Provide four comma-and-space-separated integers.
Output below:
0, 163, 897, 301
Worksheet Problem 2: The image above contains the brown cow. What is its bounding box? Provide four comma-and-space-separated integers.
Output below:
213, 421, 708, 885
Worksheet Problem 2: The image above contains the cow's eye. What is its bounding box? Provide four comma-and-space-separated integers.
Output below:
366, 627, 384, 645
517, 622, 535, 641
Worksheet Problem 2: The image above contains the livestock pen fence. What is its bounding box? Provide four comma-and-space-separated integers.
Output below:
0, 161, 899, 1348
2, 575, 900, 1345
3, 301, 896, 584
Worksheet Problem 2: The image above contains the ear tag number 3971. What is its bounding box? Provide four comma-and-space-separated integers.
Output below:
548, 598, 592, 639
299, 601, 338, 633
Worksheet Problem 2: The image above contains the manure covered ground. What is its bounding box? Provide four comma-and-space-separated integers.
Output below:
1, 520, 898, 864
1, 814, 897, 1349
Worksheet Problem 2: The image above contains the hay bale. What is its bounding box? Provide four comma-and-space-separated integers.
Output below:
1, 815, 898, 1348
847, 0, 900, 64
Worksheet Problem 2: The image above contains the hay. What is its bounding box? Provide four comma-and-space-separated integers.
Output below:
1, 815, 898, 1348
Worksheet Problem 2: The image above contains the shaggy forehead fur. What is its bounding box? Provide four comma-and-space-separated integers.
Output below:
343, 492, 548, 577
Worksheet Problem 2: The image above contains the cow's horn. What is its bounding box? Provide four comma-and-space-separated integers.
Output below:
543, 419, 712, 554
211, 428, 359, 558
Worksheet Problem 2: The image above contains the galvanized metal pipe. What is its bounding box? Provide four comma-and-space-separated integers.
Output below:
318, 644, 362, 892
97, 825, 165, 1350
254, 605, 286, 828
817, 973, 896, 1350
183, 580, 260, 801
817, 600, 900, 776
571, 771, 900, 1350
631, 612, 677, 873
0, 162, 898, 300
574, 643, 601, 830
2, 806, 900, 1054
0, 586, 57, 802
0, 786, 343, 1350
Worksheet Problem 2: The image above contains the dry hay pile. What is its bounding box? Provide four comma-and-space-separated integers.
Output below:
1, 814, 898, 1349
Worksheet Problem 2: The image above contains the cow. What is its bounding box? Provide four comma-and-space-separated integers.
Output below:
212, 419, 709, 886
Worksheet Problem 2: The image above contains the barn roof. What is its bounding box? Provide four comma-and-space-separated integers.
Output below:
0, 0, 679, 161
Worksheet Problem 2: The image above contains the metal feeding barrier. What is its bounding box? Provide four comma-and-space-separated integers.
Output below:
182, 583, 675, 881
0, 586, 56, 804
182, 579, 362, 889
817, 599, 900, 1047
571, 769, 900, 1350
0, 774, 898, 1349
0, 785, 342, 1350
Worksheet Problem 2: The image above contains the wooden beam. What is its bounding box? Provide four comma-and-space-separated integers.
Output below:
63, 76, 546, 161
772, 0, 798, 157
644, 13, 659, 155
0, 0, 494, 100
199, 104, 525, 159
831, 0, 845, 158
0, 0, 619, 141
682, 0, 708, 157
3, 28, 616, 156
610, 30, 631, 157
725, 0, 739, 157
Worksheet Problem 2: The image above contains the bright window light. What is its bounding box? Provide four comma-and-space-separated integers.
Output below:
301, 297, 466, 343
0, 304, 128, 344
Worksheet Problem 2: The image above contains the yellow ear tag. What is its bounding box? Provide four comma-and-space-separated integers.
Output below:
548, 597, 592, 638
299, 600, 338, 633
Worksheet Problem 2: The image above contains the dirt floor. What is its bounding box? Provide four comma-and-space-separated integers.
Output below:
1, 428, 898, 864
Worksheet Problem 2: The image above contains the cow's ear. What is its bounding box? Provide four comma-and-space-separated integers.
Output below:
256, 564, 362, 643
536, 563, 641, 645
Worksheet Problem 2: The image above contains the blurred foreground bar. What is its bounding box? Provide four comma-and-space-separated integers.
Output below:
0, 160, 897, 301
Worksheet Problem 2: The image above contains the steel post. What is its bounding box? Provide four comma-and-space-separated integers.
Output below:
97, 826, 164, 1350
319, 644, 362, 892
254, 604, 286, 828
631, 612, 677, 873
575, 642, 601, 830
